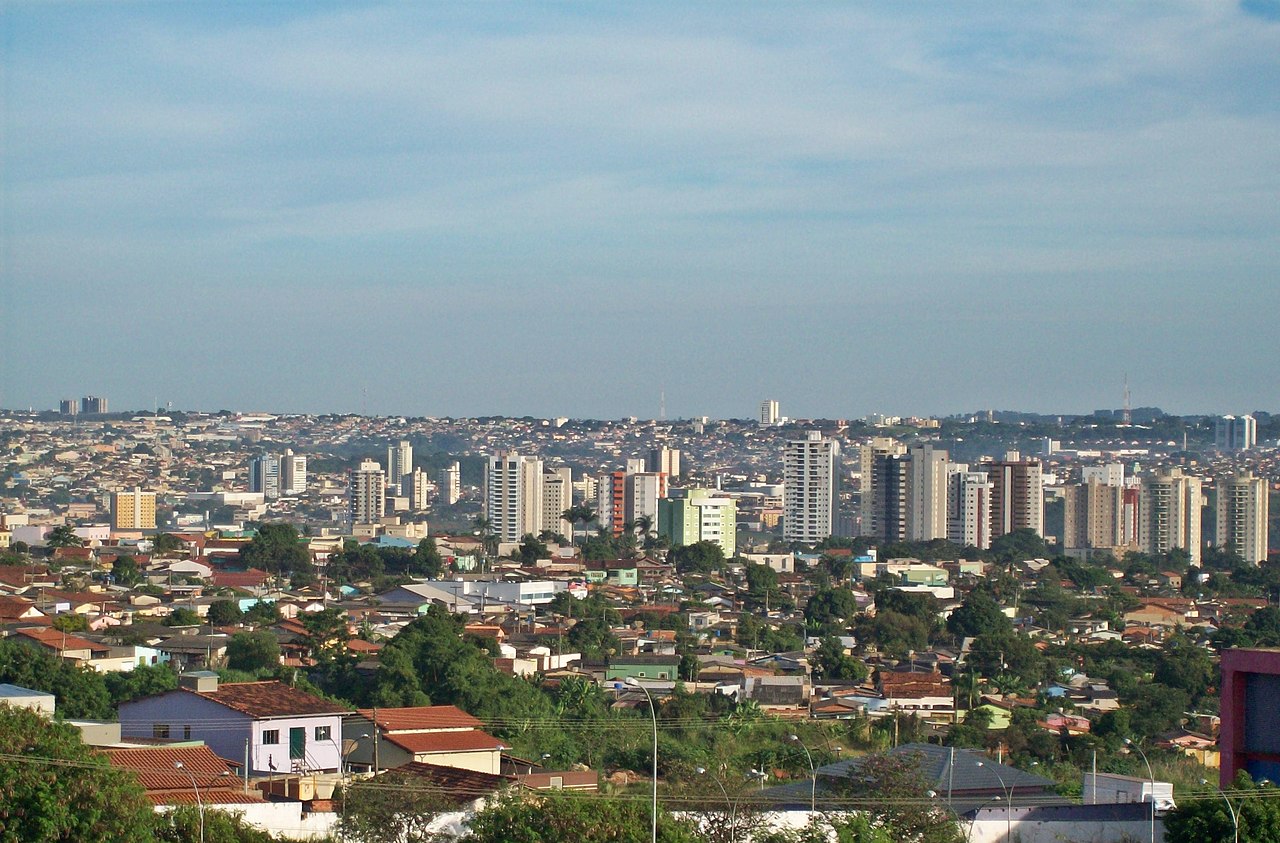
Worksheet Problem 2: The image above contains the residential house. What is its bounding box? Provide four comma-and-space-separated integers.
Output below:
344, 705, 505, 775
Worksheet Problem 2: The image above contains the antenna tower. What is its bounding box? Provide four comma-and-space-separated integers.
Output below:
1122, 374, 1131, 425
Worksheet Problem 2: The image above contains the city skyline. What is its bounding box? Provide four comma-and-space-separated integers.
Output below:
4, 3, 1279, 418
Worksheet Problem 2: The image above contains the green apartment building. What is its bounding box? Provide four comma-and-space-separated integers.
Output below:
657, 488, 737, 557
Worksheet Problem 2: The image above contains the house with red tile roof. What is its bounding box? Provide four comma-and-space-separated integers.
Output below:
14, 626, 111, 664
343, 705, 505, 775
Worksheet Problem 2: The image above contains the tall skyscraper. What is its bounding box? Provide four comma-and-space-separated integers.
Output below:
947, 466, 991, 549
59, 399, 78, 416
81, 395, 108, 414
866, 451, 908, 542
646, 447, 682, 478
485, 451, 544, 542
760, 400, 780, 426
1216, 415, 1258, 451
858, 438, 906, 537
658, 488, 738, 556
281, 450, 307, 496
1062, 481, 1127, 554
112, 488, 156, 530
249, 454, 282, 500
386, 441, 414, 496
1139, 468, 1202, 565
906, 445, 949, 541
988, 453, 1044, 540
1217, 473, 1269, 564
783, 431, 840, 543
437, 461, 461, 506
541, 467, 574, 540
403, 467, 432, 511
350, 460, 387, 525
597, 466, 668, 536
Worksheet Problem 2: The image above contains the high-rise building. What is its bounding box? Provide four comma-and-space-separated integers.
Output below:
646, 447, 682, 478
437, 462, 461, 506
658, 488, 737, 556
386, 441, 414, 496
1139, 468, 1202, 565
350, 460, 387, 525
281, 450, 307, 496
112, 488, 156, 530
947, 466, 991, 549
1062, 481, 1127, 553
906, 445, 949, 542
1217, 473, 1269, 564
858, 438, 906, 537
485, 451, 544, 542
403, 468, 432, 511
249, 454, 282, 500
783, 431, 840, 543
541, 467, 574, 540
988, 453, 1044, 540
81, 395, 108, 415
598, 468, 668, 536
1081, 463, 1126, 487
760, 400, 780, 426
866, 452, 908, 542
1216, 415, 1258, 451
59, 399, 78, 416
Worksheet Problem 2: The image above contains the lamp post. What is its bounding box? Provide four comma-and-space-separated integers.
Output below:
696, 766, 736, 843
965, 795, 1003, 843
1123, 738, 1155, 843
618, 677, 657, 843
1201, 779, 1239, 843
787, 734, 816, 813
174, 761, 204, 843
975, 761, 1012, 842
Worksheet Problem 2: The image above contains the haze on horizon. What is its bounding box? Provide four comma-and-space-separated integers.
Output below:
3, 3, 1278, 421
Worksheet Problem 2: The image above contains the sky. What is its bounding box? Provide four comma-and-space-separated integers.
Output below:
3, 2, 1279, 420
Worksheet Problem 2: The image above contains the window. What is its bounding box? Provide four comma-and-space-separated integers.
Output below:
153, 724, 169, 739
262, 729, 280, 745
183, 725, 192, 740
315, 725, 331, 741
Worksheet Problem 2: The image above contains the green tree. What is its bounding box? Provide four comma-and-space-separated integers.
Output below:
0, 639, 112, 719
238, 523, 311, 581
671, 541, 726, 574
811, 636, 868, 683
804, 587, 860, 634
337, 769, 449, 843
111, 554, 142, 586
460, 792, 702, 843
567, 616, 620, 662
988, 528, 1048, 562
946, 588, 1012, 639
45, 524, 83, 548
151, 533, 185, 554
104, 663, 177, 706
207, 600, 244, 627
516, 533, 549, 565
1166, 773, 1280, 843
165, 607, 202, 627
154, 804, 276, 842
834, 750, 962, 843
410, 538, 444, 578
0, 705, 154, 841
226, 631, 281, 673
52, 613, 89, 633
300, 607, 351, 662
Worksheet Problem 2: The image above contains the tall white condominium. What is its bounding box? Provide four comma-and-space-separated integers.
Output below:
1139, 468, 1203, 565
404, 468, 431, 511
646, 447, 682, 478
906, 445, 949, 541
783, 431, 840, 543
350, 460, 387, 525
760, 400, 780, 426
988, 452, 1044, 540
281, 450, 307, 496
1217, 473, 1269, 564
541, 467, 574, 539
1216, 415, 1257, 451
249, 454, 281, 500
947, 466, 992, 550
437, 461, 461, 506
485, 451, 544, 542
386, 440, 414, 496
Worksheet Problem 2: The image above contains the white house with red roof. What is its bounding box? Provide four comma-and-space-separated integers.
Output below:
343, 705, 505, 775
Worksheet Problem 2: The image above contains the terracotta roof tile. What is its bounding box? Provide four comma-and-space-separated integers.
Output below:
384, 730, 505, 754
356, 705, 481, 732
193, 681, 350, 718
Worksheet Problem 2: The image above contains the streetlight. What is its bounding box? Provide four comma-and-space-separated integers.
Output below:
1123, 738, 1155, 843
174, 761, 204, 843
966, 795, 1003, 843
787, 734, 816, 813
1200, 779, 1239, 843
617, 677, 657, 843
696, 766, 736, 843
975, 761, 1012, 842
748, 768, 768, 790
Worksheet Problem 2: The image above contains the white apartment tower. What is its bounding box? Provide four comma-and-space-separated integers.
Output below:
906, 445, 950, 541
485, 451, 544, 542
1139, 468, 1203, 565
760, 400, 780, 426
541, 467, 574, 540
783, 431, 840, 543
947, 466, 991, 550
386, 441, 414, 496
249, 454, 281, 500
437, 461, 461, 506
1217, 473, 1269, 564
404, 468, 432, 511
1216, 415, 1258, 451
646, 447, 682, 478
281, 450, 307, 496
350, 460, 386, 525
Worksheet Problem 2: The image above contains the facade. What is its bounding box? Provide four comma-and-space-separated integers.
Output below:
404, 467, 432, 511
386, 441, 414, 496
1216, 414, 1257, 451
1220, 648, 1280, 787
867, 452, 908, 542
343, 705, 504, 775
350, 460, 387, 525
437, 461, 461, 506
783, 431, 840, 543
657, 488, 737, 556
1216, 473, 1269, 564
858, 438, 905, 537
1139, 468, 1202, 565
906, 445, 949, 542
280, 449, 307, 495
646, 447, 681, 478
81, 395, 108, 414
112, 487, 157, 530
1062, 481, 1128, 554
760, 399, 780, 426
59, 399, 78, 416
597, 467, 667, 537
249, 454, 281, 500
485, 451, 543, 541
540, 467, 573, 539
947, 466, 991, 550
988, 454, 1044, 539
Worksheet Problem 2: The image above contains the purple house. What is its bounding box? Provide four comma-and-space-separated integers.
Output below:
119, 673, 349, 776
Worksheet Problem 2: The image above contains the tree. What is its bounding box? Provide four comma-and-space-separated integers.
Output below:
1166, 772, 1280, 843
104, 663, 177, 706
562, 505, 598, 545
165, 607, 202, 627
460, 792, 702, 843
111, 554, 141, 586
566, 616, 620, 662
946, 589, 1012, 639
517, 533, 549, 565
154, 804, 276, 842
411, 537, 444, 578
0, 705, 154, 841
835, 750, 963, 843
151, 533, 185, 554
804, 587, 860, 634
226, 631, 281, 673
671, 541, 726, 574
337, 769, 449, 843
207, 600, 244, 627
238, 523, 311, 581
811, 636, 868, 682
300, 607, 350, 662
52, 613, 89, 633
744, 563, 783, 611
45, 524, 83, 548
0, 639, 112, 719
988, 528, 1047, 563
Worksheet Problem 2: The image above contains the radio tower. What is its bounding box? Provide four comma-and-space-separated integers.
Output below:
1122, 374, 1132, 425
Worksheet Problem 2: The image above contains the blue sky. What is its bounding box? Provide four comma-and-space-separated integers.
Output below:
3, 3, 1278, 419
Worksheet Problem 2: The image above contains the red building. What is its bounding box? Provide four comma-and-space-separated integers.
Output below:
1220, 648, 1280, 787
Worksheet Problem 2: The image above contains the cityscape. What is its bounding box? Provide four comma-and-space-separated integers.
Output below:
5, 3, 1280, 842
